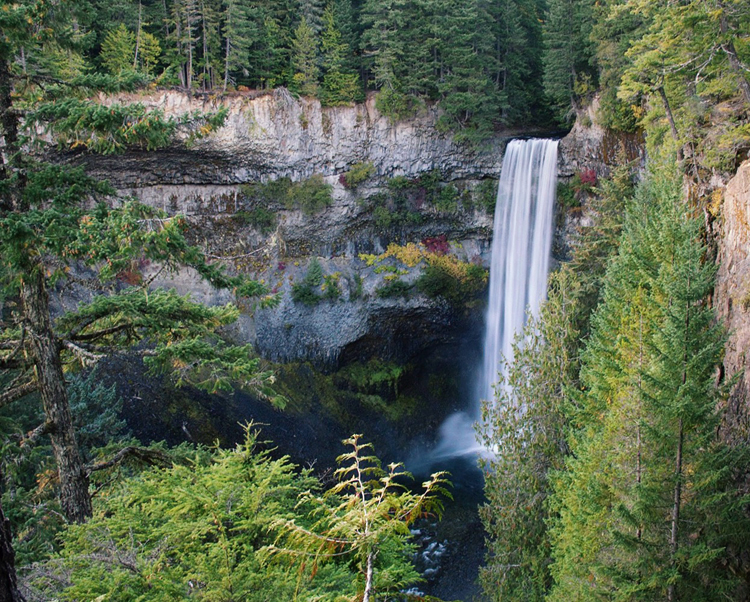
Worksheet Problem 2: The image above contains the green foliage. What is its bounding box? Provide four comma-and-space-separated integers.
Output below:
556, 181, 578, 209
322, 272, 342, 301
100, 24, 136, 75
271, 434, 451, 601
475, 178, 498, 214
233, 206, 277, 233
376, 279, 411, 299
342, 161, 375, 189
375, 88, 422, 121
241, 175, 333, 215
547, 165, 750, 601
479, 268, 579, 602
415, 261, 486, 305
25, 428, 357, 601
0, 370, 131, 566
27, 101, 228, 154
292, 258, 328, 305
320, 5, 362, 105
290, 17, 320, 97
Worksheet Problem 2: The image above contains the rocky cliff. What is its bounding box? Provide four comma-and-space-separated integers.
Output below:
716, 159, 750, 440
67, 90, 606, 368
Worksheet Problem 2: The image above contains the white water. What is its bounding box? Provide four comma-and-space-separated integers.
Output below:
425, 138, 559, 463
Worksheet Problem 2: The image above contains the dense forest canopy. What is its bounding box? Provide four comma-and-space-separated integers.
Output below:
1, 0, 750, 600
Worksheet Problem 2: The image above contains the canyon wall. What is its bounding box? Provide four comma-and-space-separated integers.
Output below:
67, 90, 602, 368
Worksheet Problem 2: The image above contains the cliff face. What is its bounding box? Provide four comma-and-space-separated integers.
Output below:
716, 160, 750, 440
69, 91, 595, 367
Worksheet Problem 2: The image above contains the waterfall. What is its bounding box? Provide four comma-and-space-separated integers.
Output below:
420, 138, 558, 465
478, 138, 559, 408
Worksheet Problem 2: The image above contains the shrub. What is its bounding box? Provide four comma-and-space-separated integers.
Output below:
286, 174, 333, 214
557, 182, 579, 209
415, 256, 487, 305
376, 280, 411, 299
234, 207, 277, 233
476, 179, 498, 214
241, 176, 332, 216
291, 258, 324, 305
322, 273, 342, 301
375, 88, 421, 121
422, 235, 450, 255
341, 162, 375, 189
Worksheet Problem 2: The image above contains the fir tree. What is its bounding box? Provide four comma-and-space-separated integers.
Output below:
290, 16, 320, 96
320, 4, 361, 105
0, 0, 275, 525
100, 24, 136, 74
547, 165, 750, 601
479, 268, 578, 602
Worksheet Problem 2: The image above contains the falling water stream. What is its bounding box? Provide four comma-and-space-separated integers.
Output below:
426, 138, 559, 463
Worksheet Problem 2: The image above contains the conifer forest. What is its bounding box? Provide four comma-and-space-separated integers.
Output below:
1, 0, 750, 600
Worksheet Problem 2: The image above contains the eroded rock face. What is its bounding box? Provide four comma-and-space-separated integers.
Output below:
716, 160, 750, 440
68, 91, 610, 367
80, 89, 505, 187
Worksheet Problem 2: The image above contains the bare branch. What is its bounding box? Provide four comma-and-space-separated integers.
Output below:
0, 379, 38, 409
70, 323, 132, 343
86, 446, 172, 476
62, 340, 105, 366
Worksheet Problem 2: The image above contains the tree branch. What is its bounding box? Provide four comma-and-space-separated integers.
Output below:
86, 446, 172, 476
0, 379, 38, 409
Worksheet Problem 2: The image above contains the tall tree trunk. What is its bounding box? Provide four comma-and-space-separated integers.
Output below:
21, 268, 91, 524
224, 30, 231, 92
134, 0, 142, 70
657, 85, 683, 162
0, 492, 25, 602
0, 53, 24, 212
667, 417, 684, 602
363, 551, 374, 602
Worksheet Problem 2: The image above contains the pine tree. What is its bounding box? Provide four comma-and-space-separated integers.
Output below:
0, 0, 275, 525
290, 16, 320, 96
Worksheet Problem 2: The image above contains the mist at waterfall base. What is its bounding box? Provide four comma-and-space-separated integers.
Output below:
409, 138, 559, 476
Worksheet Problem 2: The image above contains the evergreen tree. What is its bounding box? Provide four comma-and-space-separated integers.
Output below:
547, 165, 750, 601
272, 435, 450, 602
100, 24, 136, 74
290, 16, 320, 97
320, 4, 361, 105
0, 0, 274, 525
436, 0, 499, 140
298, 0, 326, 35
221, 0, 257, 90
24, 428, 357, 600
543, 0, 596, 120
479, 268, 578, 602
